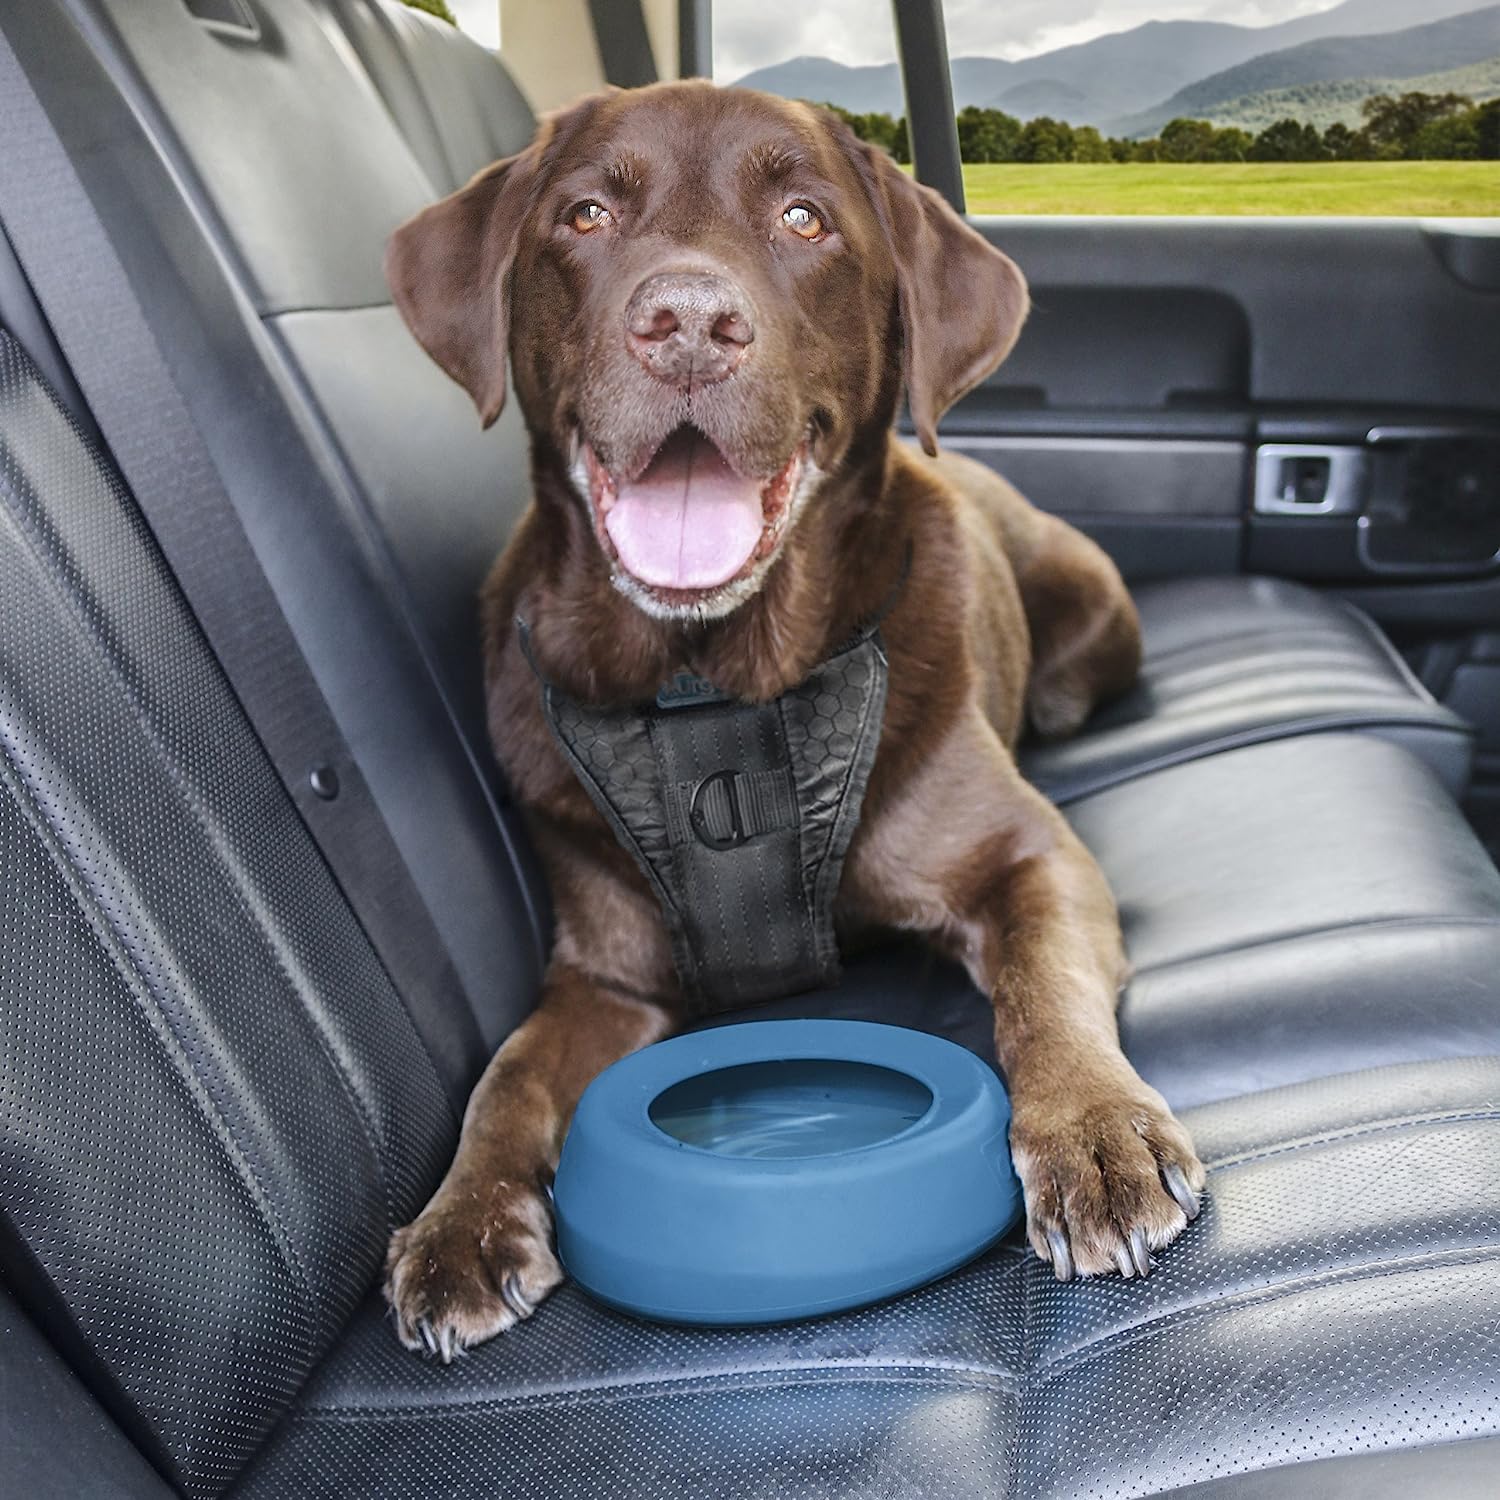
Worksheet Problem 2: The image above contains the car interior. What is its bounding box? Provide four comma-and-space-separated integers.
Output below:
1, 1, 1499, 1496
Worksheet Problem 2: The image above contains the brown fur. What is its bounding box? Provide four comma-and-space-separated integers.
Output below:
382, 81, 1203, 1356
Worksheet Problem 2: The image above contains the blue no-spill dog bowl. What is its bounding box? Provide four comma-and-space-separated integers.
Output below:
553, 1019, 1022, 1325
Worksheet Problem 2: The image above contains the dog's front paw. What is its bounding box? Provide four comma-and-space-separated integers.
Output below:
1010, 1072, 1206, 1283
384, 1182, 563, 1360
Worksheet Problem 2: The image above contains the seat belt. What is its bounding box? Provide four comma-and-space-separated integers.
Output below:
0, 20, 482, 1114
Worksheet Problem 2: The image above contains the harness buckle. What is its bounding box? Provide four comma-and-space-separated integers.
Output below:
689, 769, 747, 851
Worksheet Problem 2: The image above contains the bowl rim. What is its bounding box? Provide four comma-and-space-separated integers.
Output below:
572, 1018, 1008, 1174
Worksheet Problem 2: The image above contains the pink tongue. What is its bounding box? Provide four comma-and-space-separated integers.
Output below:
605, 428, 764, 590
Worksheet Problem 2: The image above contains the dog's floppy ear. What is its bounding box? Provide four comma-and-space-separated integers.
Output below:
852, 143, 1029, 456
385, 148, 541, 428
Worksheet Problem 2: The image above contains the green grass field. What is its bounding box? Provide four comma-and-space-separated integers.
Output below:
961, 162, 1500, 216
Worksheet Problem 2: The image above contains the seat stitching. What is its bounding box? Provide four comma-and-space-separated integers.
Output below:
1029, 1242, 1500, 1384
1039, 718, 1471, 805
1203, 1108, 1500, 1171
1128, 913, 1500, 983
290, 1364, 1022, 1422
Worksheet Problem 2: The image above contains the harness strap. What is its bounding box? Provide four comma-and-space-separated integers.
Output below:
518, 565, 906, 1013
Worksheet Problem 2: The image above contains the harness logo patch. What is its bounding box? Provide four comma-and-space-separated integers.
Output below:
656, 671, 730, 710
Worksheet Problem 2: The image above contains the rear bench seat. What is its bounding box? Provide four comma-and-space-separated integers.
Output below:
4, 326, 1499, 1500
0, 3, 1497, 1498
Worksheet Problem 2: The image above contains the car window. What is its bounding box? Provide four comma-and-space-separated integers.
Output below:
713, 0, 906, 156
714, 0, 1500, 216
443, 0, 500, 50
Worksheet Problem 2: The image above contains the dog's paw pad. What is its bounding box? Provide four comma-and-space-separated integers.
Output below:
1012, 1081, 1206, 1283
384, 1189, 563, 1359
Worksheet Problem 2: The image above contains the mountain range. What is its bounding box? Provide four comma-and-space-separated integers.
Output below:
1204, 55, 1500, 134
730, 0, 1500, 138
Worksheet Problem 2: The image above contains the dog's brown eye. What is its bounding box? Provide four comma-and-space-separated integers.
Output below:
571, 201, 611, 234
782, 203, 824, 240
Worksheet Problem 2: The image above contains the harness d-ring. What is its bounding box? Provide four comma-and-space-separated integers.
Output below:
689, 769, 746, 851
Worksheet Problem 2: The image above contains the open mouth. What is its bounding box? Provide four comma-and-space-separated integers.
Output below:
582, 425, 806, 606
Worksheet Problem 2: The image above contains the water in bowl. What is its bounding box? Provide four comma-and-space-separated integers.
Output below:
649, 1059, 934, 1160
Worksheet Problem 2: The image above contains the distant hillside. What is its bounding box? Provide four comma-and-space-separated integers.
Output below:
730, 0, 1492, 126
991, 78, 1088, 118
1205, 55, 1500, 133
1116, 3, 1500, 136
982, 19, 1258, 123
728, 56, 907, 116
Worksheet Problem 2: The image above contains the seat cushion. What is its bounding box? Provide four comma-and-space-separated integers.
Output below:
234, 1056, 1500, 1500
1023, 576, 1473, 802
234, 736, 1500, 1496
710, 734, 1500, 1112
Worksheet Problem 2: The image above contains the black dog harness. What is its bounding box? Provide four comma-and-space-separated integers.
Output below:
520, 588, 900, 1016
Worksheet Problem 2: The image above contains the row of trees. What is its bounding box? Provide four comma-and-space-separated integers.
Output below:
828, 92, 1500, 164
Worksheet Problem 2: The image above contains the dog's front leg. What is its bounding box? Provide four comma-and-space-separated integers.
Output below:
385, 963, 672, 1357
973, 825, 1205, 1280
851, 718, 1205, 1281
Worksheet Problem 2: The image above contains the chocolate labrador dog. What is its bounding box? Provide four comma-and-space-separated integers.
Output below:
384, 81, 1205, 1358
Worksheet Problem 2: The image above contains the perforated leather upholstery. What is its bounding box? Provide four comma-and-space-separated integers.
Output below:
236, 1058, 1500, 1499
0, 332, 455, 1497
4, 0, 547, 1054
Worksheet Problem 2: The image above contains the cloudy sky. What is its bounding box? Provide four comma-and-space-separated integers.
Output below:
712, 0, 1346, 80
444, 1, 1350, 79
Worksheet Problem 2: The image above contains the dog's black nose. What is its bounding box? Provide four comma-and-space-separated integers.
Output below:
625, 271, 754, 386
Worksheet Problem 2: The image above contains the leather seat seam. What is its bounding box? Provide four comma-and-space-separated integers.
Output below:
1203, 1108, 1500, 1171
362, 0, 461, 191
1128, 913, 1500, 983
1030, 1242, 1500, 1384
1040, 718, 1471, 805
1140, 621, 1370, 670
289, 1362, 1022, 1422
1326, 591, 1444, 707
1133, 669, 1443, 709
262, 298, 394, 319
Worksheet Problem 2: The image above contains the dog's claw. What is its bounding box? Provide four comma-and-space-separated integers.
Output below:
1163, 1163, 1201, 1221
1047, 1229, 1075, 1282
1129, 1226, 1152, 1278
1114, 1242, 1135, 1279
501, 1272, 533, 1319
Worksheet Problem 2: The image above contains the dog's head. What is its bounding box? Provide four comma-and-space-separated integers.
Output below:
387, 82, 1027, 622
